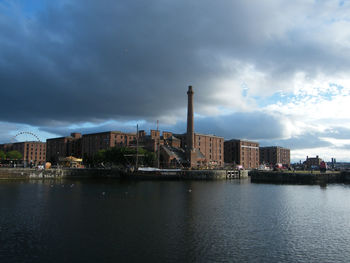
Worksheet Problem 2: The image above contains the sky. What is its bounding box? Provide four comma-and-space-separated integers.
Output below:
1, 0, 350, 163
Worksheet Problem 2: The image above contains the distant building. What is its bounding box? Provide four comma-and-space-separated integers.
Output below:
0, 141, 46, 166
224, 139, 259, 169
46, 133, 82, 164
259, 146, 290, 166
304, 155, 323, 169
81, 131, 136, 163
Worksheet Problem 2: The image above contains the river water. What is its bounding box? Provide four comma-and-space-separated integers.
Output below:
1, 179, 350, 262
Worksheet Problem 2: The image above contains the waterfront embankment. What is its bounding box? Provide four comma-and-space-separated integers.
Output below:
250, 170, 350, 184
0, 168, 249, 180
0, 168, 121, 180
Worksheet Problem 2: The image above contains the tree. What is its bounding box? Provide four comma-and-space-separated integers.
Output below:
93, 147, 156, 167
0, 150, 6, 160
6, 150, 22, 160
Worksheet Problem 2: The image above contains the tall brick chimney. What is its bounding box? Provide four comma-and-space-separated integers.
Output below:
186, 85, 198, 168
187, 85, 194, 152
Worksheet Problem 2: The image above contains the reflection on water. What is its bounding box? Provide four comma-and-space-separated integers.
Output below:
1, 179, 350, 262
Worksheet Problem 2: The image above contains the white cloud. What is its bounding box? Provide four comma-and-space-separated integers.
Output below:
292, 146, 350, 163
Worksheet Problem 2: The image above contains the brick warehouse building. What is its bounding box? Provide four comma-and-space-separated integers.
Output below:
259, 146, 290, 166
81, 131, 137, 162
303, 155, 323, 169
46, 133, 82, 164
224, 139, 259, 169
0, 141, 46, 166
175, 133, 224, 167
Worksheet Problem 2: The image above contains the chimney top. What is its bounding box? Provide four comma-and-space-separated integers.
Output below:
187, 85, 194, 94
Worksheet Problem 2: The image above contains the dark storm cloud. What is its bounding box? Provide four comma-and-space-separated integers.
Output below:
39, 120, 186, 138
38, 110, 285, 141
1, 0, 349, 128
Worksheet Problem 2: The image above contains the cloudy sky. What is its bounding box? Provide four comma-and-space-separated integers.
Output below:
1, 0, 350, 162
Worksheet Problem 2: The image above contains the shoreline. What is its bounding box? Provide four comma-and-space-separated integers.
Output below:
250, 170, 350, 184
0, 167, 249, 180
2, 167, 350, 184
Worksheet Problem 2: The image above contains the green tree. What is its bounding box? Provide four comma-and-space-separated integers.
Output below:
6, 150, 23, 160
94, 149, 107, 164
93, 147, 156, 167
0, 150, 6, 160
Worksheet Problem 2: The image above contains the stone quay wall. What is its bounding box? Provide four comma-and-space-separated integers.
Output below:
133, 169, 249, 180
0, 168, 249, 180
0, 168, 121, 180
250, 170, 349, 184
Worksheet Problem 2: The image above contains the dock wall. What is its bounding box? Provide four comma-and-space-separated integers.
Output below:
133, 169, 249, 180
250, 170, 348, 184
0, 168, 121, 180
0, 168, 248, 180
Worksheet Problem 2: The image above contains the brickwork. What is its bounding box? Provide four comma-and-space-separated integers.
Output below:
224, 139, 259, 169
81, 131, 136, 162
304, 155, 323, 168
259, 146, 290, 166
0, 141, 46, 166
46, 133, 82, 164
176, 133, 224, 167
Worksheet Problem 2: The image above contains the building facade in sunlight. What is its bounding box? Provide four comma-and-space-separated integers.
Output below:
259, 146, 290, 166
174, 133, 224, 167
0, 141, 46, 166
224, 139, 259, 169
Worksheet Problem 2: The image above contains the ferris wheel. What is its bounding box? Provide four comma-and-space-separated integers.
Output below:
11, 132, 41, 143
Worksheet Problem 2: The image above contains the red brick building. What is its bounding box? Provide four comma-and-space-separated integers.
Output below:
259, 146, 290, 166
303, 155, 323, 169
224, 139, 259, 169
0, 141, 46, 166
139, 130, 163, 153
46, 133, 82, 164
137, 130, 182, 168
81, 131, 136, 162
175, 133, 224, 167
